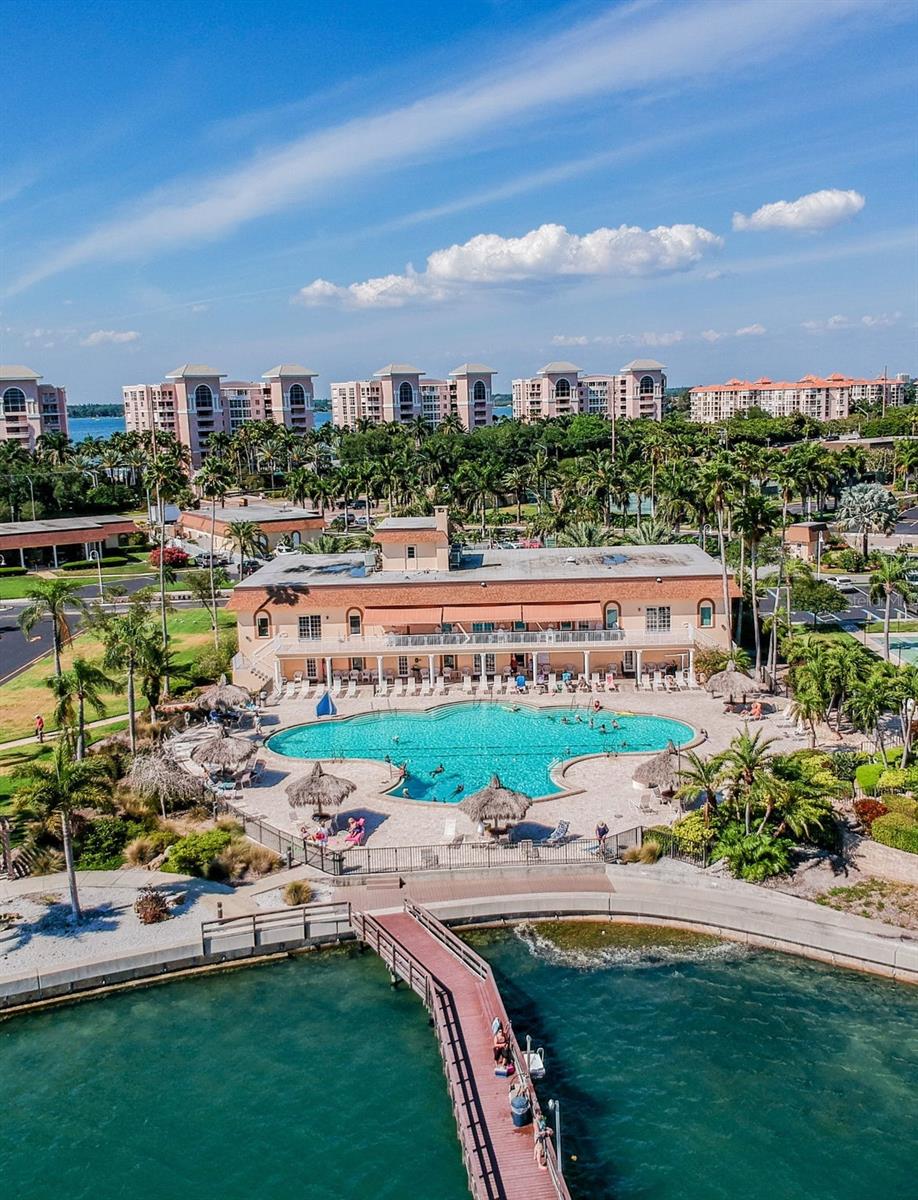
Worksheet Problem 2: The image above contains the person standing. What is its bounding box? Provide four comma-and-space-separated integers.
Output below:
34, 714, 45, 743
595, 820, 609, 854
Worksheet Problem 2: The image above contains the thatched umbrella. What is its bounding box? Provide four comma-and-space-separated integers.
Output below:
190, 732, 255, 770
704, 660, 763, 702
459, 775, 532, 833
197, 676, 252, 712
286, 761, 356, 820
632, 745, 682, 795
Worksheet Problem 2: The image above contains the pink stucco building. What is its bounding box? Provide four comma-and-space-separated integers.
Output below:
511, 360, 666, 422
689, 372, 908, 422
123, 363, 315, 464
331, 363, 494, 429
0, 365, 68, 449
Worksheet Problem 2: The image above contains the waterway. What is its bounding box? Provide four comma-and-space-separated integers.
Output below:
1, 926, 916, 1200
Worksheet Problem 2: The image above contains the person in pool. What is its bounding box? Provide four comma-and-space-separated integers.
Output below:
432, 763, 445, 776
453, 783, 465, 796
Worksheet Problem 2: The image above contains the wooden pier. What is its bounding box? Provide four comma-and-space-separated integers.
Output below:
351, 900, 572, 1200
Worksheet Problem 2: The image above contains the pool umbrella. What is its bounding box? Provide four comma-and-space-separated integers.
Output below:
190, 731, 255, 770
631, 745, 682, 795
286, 761, 356, 820
459, 774, 532, 832
704, 660, 764, 702
197, 676, 252, 712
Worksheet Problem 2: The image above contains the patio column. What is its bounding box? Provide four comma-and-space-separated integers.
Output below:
635, 649, 643, 686
19, 547, 26, 568
583, 649, 590, 680
531, 650, 538, 680
688, 647, 695, 674
51, 544, 59, 568
428, 654, 435, 685
376, 655, 384, 683
274, 659, 282, 688
479, 653, 486, 683
324, 656, 332, 683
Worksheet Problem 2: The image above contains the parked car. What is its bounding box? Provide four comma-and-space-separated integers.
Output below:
197, 552, 230, 568
834, 577, 858, 592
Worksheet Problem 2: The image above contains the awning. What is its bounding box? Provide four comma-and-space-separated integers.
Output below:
441, 604, 523, 622
521, 602, 604, 622
364, 606, 443, 625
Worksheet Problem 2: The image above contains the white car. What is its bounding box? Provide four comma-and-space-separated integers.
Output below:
272, 543, 298, 556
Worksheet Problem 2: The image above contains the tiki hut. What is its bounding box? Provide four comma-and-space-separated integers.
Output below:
631, 744, 682, 795
197, 677, 252, 713
704, 660, 763, 702
458, 775, 532, 834
286, 761, 356, 820
190, 732, 255, 771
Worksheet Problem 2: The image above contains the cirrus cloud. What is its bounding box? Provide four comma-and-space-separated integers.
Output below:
732, 188, 865, 233
80, 329, 141, 346
296, 221, 723, 309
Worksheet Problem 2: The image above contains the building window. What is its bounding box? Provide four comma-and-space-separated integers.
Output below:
443, 654, 456, 669
513, 621, 527, 631
397, 655, 409, 677
298, 615, 321, 640
473, 380, 487, 401
577, 621, 592, 631
699, 602, 714, 628
560, 621, 573, 631
289, 383, 306, 405
604, 604, 620, 629
639, 375, 655, 395
441, 622, 453, 634
406, 545, 416, 560
2, 387, 26, 414
255, 614, 270, 638
484, 653, 496, 674
350, 657, 364, 671
646, 606, 671, 632
472, 622, 494, 633
555, 378, 571, 399
306, 658, 318, 679
194, 383, 213, 408
348, 612, 362, 635
398, 381, 413, 405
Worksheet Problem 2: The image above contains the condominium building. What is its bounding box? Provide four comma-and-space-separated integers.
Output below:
511, 360, 666, 422
0, 365, 68, 449
330, 363, 494, 429
228, 508, 735, 693
123, 363, 316, 465
689, 372, 908, 423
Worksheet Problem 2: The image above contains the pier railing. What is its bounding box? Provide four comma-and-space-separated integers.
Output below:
200, 902, 350, 954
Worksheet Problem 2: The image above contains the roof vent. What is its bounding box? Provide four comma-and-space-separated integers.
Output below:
565, 555, 576, 564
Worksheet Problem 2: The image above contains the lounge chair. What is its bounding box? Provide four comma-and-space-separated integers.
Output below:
590, 672, 601, 691
652, 670, 665, 691
392, 678, 404, 697
686, 670, 700, 689
420, 678, 433, 696
293, 670, 303, 685
346, 679, 357, 699
664, 674, 678, 692
462, 676, 473, 694
476, 678, 490, 697
376, 679, 390, 697
289, 679, 301, 699
435, 675, 446, 694
542, 820, 570, 846
492, 677, 504, 696
547, 672, 558, 691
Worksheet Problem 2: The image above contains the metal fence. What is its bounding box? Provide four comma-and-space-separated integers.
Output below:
214, 798, 642, 877
200, 902, 350, 954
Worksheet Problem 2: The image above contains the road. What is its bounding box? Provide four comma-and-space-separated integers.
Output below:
759, 577, 914, 632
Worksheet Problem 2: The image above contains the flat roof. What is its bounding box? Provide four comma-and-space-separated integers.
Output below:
183, 503, 321, 523
0, 514, 135, 536
237, 542, 725, 590
375, 516, 439, 531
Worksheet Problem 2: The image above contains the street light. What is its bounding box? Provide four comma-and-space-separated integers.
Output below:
88, 549, 104, 605
548, 1099, 562, 1179
816, 534, 825, 577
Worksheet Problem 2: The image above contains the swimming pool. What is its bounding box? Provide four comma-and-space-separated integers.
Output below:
267, 702, 693, 801
888, 635, 918, 665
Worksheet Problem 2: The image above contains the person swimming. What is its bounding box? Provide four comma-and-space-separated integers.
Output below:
611, 719, 620, 730
453, 783, 465, 796
432, 763, 445, 776
392, 734, 400, 743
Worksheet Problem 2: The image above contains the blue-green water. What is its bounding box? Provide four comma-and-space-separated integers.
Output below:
267, 701, 693, 800
888, 634, 918, 665
68, 415, 126, 442
1, 929, 916, 1200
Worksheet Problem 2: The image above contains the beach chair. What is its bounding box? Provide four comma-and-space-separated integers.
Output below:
441, 816, 459, 844
276, 678, 288, 700
462, 675, 474, 694
652, 670, 665, 691
346, 679, 357, 699
664, 673, 678, 692
420, 678, 433, 696
332, 677, 343, 698
542, 820, 570, 846
547, 672, 558, 691
376, 679, 389, 697
392, 678, 404, 697
492, 676, 504, 696
435, 675, 446, 694
590, 672, 601, 691
476, 677, 490, 697
314, 684, 327, 701
293, 670, 303, 685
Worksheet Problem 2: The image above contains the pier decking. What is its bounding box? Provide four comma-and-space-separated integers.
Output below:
351, 900, 571, 1200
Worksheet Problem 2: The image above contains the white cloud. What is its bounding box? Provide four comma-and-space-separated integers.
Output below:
735, 322, 766, 336
619, 330, 687, 348
10, 0, 877, 292
733, 188, 865, 233
860, 311, 902, 328
190, 303, 209, 313
803, 311, 902, 333
80, 329, 141, 346
701, 329, 724, 343
551, 335, 589, 346
296, 221, 723, 309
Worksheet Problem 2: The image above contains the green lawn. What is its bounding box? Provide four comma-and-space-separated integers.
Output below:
866, 619, 918, 633
0, 608, 236, 744
0, 718, 132, 814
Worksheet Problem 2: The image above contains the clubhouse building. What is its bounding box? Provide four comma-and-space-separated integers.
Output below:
228, 508, 736, 693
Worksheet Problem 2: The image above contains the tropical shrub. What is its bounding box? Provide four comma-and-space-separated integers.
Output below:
827, 751, 868, 783
194, 632, 238, 683
213, 838, 279, 881
149, 546, 189, 568
164, 829, 234, 877
853, 799, 889, 829
283, 880, 313, 906
134, 887, 171, 924
124, 828, 179, 865
880, 795, 918, 821
671, 811, 717, 858
870, 813, 918, 855
75, 817, 150, 870
855, 763, 884, 795
877, 768, 908, 793
712, 824, 793, 881
28, 848, 65, 875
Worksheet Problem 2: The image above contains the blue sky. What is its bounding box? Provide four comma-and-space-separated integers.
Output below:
2, 0, 916, 402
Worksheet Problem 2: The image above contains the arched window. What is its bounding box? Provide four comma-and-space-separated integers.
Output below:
555, 378, 571, 399
639, 375, 655, 395
347, 608, 362, 636
604, 603, 620, 629
3, 387, 26, 414
698, 600, 715, 628
289, 383, 306, 405
472, 380, 487, 402
194, 383, 213, 407
398, 381, 413, 405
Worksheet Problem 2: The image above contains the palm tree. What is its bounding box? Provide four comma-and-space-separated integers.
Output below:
869, 553, 915, 660
502, 465, 531, 524
19, 579, 88, 677
557, 520, 615, 547
97, 595, 160, 752
195, 456, 235, 648
836, 482, 899, 558
824, 639, 868, 731
622, 518, 682, 545
226, 520, 268, 575
46, 657, 118, 760
35, 431, 73, 467
733, 490, 779, 679
846, 664, 895, 764
14, 737, 109, 920
895, 441, 918, 491
720, 726, 777, 834
144, 448, 190, 694
700, 457, 740, 642
675, 751, 724, 824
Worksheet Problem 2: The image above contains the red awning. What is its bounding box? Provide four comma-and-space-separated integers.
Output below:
521, 602, 604, 622
363, 606, 443, 625
441, 604, 523, 622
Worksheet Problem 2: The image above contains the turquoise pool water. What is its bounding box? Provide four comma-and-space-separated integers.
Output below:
2, 930, 916, 1200
888, 634, 918, 664
267, 701, 693, 800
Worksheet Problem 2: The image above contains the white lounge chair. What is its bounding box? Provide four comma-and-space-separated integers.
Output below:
462, 676, 473, 694
276, 679, 288, 700
590, 672, 601, 691
686, 670, 700, 689
477, 677, 491, 697
332, 677, 343, 698
376, 679, 389, 697
290, 680, 302, 699
652, 670, 665, 691
492, 677, 504, 696
547, 672, 558, 691
302, 681, 314, 699
392, 678, 404, 697
293, 670, 303, 685
420, 678, 433, 696
435, 675, 446, 694
346, 679, 357, 699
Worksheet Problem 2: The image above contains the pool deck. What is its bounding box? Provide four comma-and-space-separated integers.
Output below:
188, 685, 819, 851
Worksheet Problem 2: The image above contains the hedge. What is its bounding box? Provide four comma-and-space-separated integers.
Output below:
855, 763, 884, 795
882, 794, 918, 821
0, 565, 26, 577
877, 768, 908, 792
60, 554, 128, 571
871, 813, 918, 855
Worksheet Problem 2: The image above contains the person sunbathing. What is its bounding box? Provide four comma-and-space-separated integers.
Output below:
345, 818, 366, 847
